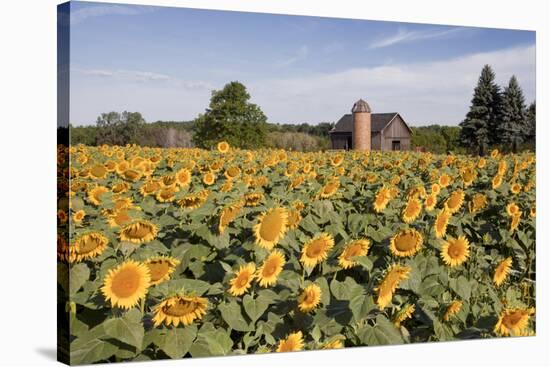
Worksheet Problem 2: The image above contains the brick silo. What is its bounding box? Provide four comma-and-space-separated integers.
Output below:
352, 99, 372, 151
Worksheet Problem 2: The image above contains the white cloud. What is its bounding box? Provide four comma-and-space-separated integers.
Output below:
368, 27, 465, 49
247, 44, 535, 125
69, 45, 535, 126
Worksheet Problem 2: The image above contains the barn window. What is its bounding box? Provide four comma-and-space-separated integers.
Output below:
392, 140, 401, 151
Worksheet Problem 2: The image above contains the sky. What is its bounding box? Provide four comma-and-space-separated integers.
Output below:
65, 1, 536, 126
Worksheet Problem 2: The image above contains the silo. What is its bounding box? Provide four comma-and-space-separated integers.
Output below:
352, 99, 372, 151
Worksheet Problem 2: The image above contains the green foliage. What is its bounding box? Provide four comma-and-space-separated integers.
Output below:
459, 65, 501, 154
96, 111, 145, 146
192, 81, 268, 149
411, 125, 462, 154
496, 76, 527, 150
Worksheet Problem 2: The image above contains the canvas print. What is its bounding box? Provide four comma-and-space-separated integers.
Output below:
57, 1, 536, 365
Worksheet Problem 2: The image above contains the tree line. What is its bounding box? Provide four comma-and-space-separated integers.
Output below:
459, 65, 535, 155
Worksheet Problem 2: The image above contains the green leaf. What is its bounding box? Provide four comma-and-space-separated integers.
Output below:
69, 263, 90, 296
189, 324, 233, 357
102, 309, 144, 350
449, 276, 471, 301
70, 325, 117, 364
243, 294, 270, 323
146, 325, 197, 359
358, 315, 404, 346
218, 301, 252, 331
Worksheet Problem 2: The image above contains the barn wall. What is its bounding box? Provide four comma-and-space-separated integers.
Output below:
380, 115, 412, 151
371, 133, 381, 150
330, 133, 351, 150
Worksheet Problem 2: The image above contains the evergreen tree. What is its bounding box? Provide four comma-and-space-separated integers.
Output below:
525, 100, 536, 143
497, 76, 527, 151
193, 81, 268, 149
459, 65, 500, 155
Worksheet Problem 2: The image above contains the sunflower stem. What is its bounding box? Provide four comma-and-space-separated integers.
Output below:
140, 297, 145, 316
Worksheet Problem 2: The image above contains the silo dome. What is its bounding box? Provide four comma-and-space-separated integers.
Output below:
351, 99, 371, 113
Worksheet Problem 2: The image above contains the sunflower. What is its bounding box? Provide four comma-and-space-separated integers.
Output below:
402, 197, 422, 223
289, 175, 304, 189
178, 190, 209, 210
152, 294, 208, 327
155, 186, 179, 203
510, 213, 521, 232
510, 182, 522, 194
393, 303, 415, 327
493, 257, 513, 287
287, 209, 302, 230
218, 202, 243, 234
298, 284, 322, 312
253, 207, 288, 250
229, 263, 256, 296
338, 239, 370, 269
276, 331, 304, 353
443, 300, 463, 321
322, 338, 344, 349
434, 209, 451, 238
461, 167, 477, 186
389, 229, 423, 257
490, 149, 500, 159
438, 173, 451, 187
506, 203, 520, 216
319, 180, 340, 198
159, 175, 177, 188
87, 186, 109, 206
73, 232, 109, 262
72, 210, 86, 224
217, 141, 230, 153
112, 181, 130, 194
122, 168, 143, 182
494, 308, 535, 336
256, 250, 286, 287
90, 164, 108, 179
175, 168, 192, 187
101, 260, 151, 310
203, 172, 216, 185
144, 256, 180, 285
468, 193, 487, 214
431, 183, 441, 195
120, 220, 158, 244
139, 180, 160, 197
224, 166, 241, 180
373, 187, 391, 212
444, 189, 464, 214
492, 174, 503, 189
244, 192, 263, 206
300, 233, 334, 268
220, 181, 233, 193
424, 193, 437, 211
440, 235, 470, 267
106, 209, 133, 228
376, 264, 411, 309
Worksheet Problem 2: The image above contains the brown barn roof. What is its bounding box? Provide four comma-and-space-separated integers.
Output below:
330, 113, 403, 133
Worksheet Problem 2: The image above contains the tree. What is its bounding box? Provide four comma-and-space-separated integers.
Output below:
459, 65, 500, 155
525, 100, 536, 145
192, 81, 268, 149
96, 111, 145, 145
496, 76, 527, 151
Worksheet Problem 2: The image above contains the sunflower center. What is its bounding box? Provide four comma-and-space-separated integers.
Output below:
263, 263, 277, 277
91, 165, 107, 177
394, 233, 417, 252
163, 299, 198, 316
306, 240, 326, 258
448, 242, 463, 258
259, 211, 284, 242
236, 273, 250, 288
147, 261, 171, 282
111, 268, 141, 298
78, 235, 103, 254
503, 312, 523, 328
125, 223, 152, 239
344, 244, 362, 259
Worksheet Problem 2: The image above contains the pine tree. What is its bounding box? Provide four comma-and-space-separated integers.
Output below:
525, 101, 536, 144
459, 65, 500, 155
497, 76, 527, 151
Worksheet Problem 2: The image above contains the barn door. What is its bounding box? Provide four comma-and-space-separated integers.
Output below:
392, 140, 401, 151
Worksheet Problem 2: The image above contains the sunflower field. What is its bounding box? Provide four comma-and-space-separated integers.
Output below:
57, 142, 536, 365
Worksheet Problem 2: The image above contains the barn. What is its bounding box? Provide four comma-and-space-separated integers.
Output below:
329, 100, 412, 151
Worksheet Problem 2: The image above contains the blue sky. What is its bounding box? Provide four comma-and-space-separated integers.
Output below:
67, 1, 536, 126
